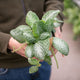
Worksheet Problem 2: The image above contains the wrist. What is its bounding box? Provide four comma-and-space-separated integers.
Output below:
8, 37, 16, 50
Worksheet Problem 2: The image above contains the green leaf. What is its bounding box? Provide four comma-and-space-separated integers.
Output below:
32, 20, 44, 38
16, 25, 31, 32
25, 45, 33, 58
26, 11, 39, 27
10, 29, 26, 43
52, 37, 69, 56
47, 51, 52, 56
42, 10, 60, 22
53, 22, 60, 28
33, 38, 51, 60
29, 66, 38, 74
54, 18, 63, 23
53, 18, 63, 28
33, 41, 45, 60
40, 38, 50, 55
23, 31, 36, 43
40, 32, 51, 40
44, 19, 54, 32
28, 58, 40, 65
44, 56, 52, 65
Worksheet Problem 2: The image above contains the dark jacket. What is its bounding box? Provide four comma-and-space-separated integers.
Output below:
0, 0, 64, 68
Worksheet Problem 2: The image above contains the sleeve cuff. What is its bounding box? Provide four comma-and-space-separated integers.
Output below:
0, 32, 11, 54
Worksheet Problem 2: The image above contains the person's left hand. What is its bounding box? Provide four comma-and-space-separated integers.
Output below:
50, 27, 62, 57
54, 27, 62, 53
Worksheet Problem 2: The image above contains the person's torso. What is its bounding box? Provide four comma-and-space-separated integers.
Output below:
0, 0, 44, 33
0, 0, 45, 68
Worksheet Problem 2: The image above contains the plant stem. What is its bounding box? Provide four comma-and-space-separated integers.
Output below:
49, 37, 53, 50
12, 43, 26, 53
51, 47, 59, 69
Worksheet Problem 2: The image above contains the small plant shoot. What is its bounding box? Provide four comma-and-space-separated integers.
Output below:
10, 10, 69, 73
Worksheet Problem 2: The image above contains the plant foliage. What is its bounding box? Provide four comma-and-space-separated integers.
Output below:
10, 10, 69, 73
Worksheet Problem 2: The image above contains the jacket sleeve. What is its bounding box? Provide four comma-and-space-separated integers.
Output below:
44, 0, 64, 30
0, 32, 11, 54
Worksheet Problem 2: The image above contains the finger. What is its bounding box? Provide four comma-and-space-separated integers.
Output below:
52, 47, 57, 54
54, 27, 62, 38
50, 55, 53, 58
16, 49, 26, 57
50, 50, 57, 58
23, 44, 27, 50
54, 49, 58, 54
55, 31, 62, 38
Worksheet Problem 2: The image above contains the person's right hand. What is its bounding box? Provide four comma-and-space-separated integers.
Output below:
8, 37, 44, 62
8, 37, 27, 58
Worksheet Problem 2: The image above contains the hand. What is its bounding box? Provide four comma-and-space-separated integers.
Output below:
50, 27, 62, 57
55, 27, 62, 39
54, 27, 62, 53
8, 37, 27, 58
8, 37, 44, 61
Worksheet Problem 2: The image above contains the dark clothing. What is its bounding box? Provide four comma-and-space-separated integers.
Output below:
0, 61, 51, 80
0, 0, 64, 68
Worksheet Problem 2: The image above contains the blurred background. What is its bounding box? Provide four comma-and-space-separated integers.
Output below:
50, 0, 80, 80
